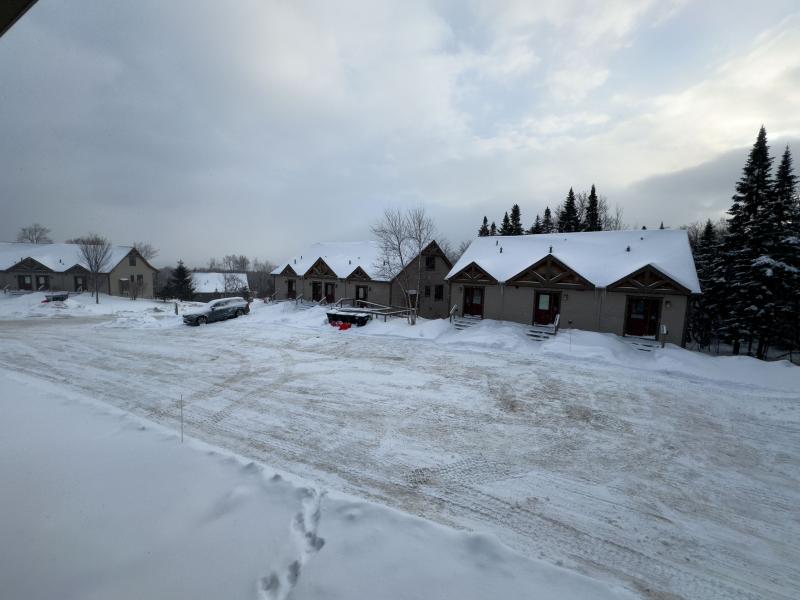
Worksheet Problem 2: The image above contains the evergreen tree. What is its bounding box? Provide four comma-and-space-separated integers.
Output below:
499, 211, 512, 235
689, 220, 719, 349
489, 221, 497, 236
558, 188, 580, 232
765, 145, 800, 357
529, 214, 542, 234
509, 204, 524, 235
541, 207, 554, 233
478, 216, 490, 237
169, 260, 196, 301
583, 185, 600, 231
719, 126, 774, 355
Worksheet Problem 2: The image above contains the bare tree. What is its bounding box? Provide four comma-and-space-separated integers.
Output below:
132, 241, 158, 262
78, 234, 112, 304
250, 258, 276, 297
455, 239, 471, 261
17, 223, 52, 244
207, 257, 220, 271
372, 207, 435, 324
221, 254, 250, 272
600, 199, 625, 231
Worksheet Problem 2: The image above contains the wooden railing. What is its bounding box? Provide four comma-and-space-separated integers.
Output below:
449, 304, 459, 323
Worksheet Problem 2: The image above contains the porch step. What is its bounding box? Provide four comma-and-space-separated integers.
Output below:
526, 325, 557, 342
624, 337, 661, 352
453, 315, 482, 331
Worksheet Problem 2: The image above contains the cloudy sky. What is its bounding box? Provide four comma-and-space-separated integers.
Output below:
2, 0, 799, 267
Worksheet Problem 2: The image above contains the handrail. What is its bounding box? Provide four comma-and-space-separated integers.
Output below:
449, 304, 459, 323
334, 297, 355, 308
318, 297, 328, 306
295, 294, 304, 305
553, 313, 560, 333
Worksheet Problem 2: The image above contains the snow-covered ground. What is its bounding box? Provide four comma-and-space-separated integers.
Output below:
1, 294, 798, 599
1, 372, 628, 600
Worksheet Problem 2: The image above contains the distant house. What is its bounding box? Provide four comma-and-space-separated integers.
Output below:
446, 230, 700, 346
271, 240, 452, 319
191, 272, 249, 302
0, 242, 158, 298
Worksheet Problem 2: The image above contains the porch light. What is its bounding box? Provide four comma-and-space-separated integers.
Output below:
665, 300, 671, 308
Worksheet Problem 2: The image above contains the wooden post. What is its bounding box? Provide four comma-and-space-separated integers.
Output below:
180, 394, 184, 443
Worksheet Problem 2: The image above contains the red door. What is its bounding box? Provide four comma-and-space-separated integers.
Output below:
463, 286, 484, 318
534, 291, 560, 325
625, 297, 661, 337
324, 282, 335, 303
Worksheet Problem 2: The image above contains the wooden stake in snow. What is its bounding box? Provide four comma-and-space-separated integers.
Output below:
180, 394, 184, 443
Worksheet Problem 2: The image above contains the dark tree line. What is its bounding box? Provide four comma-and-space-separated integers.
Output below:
477, 184, 623, 237
689, 126, 799, 360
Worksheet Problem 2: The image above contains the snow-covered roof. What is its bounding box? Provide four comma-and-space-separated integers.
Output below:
191, 272, 249, 293
271, 241, 389, 281
447, 229, 700, 293
0, 242, 136, 273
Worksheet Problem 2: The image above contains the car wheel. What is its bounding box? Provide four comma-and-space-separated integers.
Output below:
197, 316, 207, 325
235, 309, 243, 318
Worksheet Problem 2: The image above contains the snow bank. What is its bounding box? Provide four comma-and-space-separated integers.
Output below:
0, 292, 176, 320
0, 370, 634, 600
250, 303, 800, 392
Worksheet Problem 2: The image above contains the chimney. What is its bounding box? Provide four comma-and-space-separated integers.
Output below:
499, 247, 503, 254
549, 245, 552, 253
626, 246, 631, 252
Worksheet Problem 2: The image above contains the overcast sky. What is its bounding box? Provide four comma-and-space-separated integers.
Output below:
2, 1, 799, 267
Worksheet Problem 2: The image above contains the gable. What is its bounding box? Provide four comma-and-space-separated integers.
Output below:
279, 264, 298, 277
421, 240, 453, 270
607, 264, 691, 295
447, 261, 497, 284
507, 255, 593, 289
108, 248, 158, 274
304, 257, 337, 279
7, 257, 53, 273
346, 266, 371, 281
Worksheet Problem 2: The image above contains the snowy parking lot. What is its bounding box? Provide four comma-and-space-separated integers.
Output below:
1, 294, 799, 599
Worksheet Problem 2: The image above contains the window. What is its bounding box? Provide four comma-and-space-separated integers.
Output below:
137, 274, 144, 285
36, 275, 49, 290
434, 285, 444, 300
424, 285, 431, 297
425, 255, 435, 270
18, 275, 32, 290
119, 279, 129, 295
129, 254, 136, 266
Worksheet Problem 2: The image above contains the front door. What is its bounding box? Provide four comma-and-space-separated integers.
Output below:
533, 291, 560, 325
324, 282, 335, 303
625, 296, 661, 337
463, 286, 484, 318
17, 275, 32, 290
355, 285, 368, 303
311, 282, 322, 302
287, 279, 296, 299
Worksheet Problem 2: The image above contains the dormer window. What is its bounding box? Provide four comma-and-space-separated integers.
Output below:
425, 256, 435, 270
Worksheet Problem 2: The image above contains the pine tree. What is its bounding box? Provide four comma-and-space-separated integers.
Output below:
509, 204, 524, 235
766, 145, 800, 358
529, 214, 542, 234
478, 216, 490, 237
489, 221, 497, 236
169, 260, 196, 301
558, 188, 580, 232
541, 207, 554, 233
499, 211, 512, 235
719, 126, 774, 355
689, 220, 718, 349
583, 185, 600, 231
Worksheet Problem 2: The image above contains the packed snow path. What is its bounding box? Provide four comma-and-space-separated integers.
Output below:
0, 312, 797, 600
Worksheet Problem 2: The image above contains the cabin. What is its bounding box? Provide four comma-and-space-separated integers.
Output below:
0, 242, 158, 299
191, 272, 249, 302
446, 230, 700, 346
271, 240, 452, 319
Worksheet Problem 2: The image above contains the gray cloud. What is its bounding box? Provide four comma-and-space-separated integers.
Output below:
1, 1, 799, 267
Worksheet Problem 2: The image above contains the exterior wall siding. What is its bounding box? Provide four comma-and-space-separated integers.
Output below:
390, 253, 451, 319
108, 254, 157, 299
